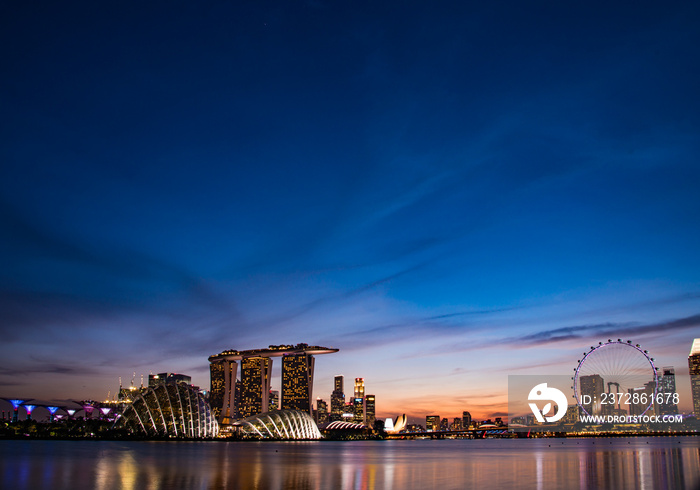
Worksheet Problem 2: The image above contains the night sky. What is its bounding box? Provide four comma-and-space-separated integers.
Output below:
2, 1, 699, 421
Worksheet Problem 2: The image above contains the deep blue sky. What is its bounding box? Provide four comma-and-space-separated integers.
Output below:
1, 1, 699, 420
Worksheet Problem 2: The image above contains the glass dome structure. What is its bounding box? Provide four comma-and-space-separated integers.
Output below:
233, 410, 321, 439
320, 420, 366, 431
118, 382, 218, 438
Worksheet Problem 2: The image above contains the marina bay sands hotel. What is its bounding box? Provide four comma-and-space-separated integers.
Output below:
208, 343, 338, 425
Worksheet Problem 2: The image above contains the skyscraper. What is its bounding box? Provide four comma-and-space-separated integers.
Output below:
462, 411, 472, 429
330, 375, 345, 421
334, 375, 344, 393
316, 398, 328, 424
353, 397, 364, 423
689, 339, 700, 417
281, 353, 315, 413
209, 360, 237, 423
209, 362, 226, 420
426, 415, 440, 432
628, 381, 656, 417
579, 374, 604, 415
239, 357, 273, 418
365, 394, 376, 427
354, 378, 365, 399
659, 367, 678, 416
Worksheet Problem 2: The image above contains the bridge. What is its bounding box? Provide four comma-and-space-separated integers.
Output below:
386, 427, 512, 439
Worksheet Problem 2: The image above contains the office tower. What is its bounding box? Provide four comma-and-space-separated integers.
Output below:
659, 367, 678, 415
239, 357, 273, 418
462, 411, 472, 429
690, 339, 700, 417
365, 394, 376, 427
269, 390, 280, 411
281, 353, 315, 413
353, 397, 364, 423
451, 418, 462, 430
579, 374, 604, 415
440, 418, 449, 431
354, 378, 365, 399
330, 375, 345, 421
316, 398, 328, 424
426, 415, 440, 432
628, 381, 656, 417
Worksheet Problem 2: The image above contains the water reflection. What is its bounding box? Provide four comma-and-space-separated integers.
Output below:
1, 438, 699, 489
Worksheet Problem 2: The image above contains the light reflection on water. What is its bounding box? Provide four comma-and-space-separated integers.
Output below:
1, 437, 699, 489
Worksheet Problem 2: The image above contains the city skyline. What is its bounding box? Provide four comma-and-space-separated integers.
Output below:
2, 2, 700, 423
2, 337, 698, 425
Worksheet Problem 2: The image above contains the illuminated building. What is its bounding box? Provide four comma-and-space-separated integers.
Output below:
239, 357, 273, 418
659, 367, 678, 415
440, 418, 449, 431
316, 398, 328, 424
334, 375, 343, 392
208, 344, 338, 425
426, 415, 440, 432
462, 411, 472, 429
281, 353, 314, 412
330, 375, 345, 421
342, 406, 355, 421
689, 339, 700, 417
385, 414, 407, 433
149, 373, 191, 387
562, 405, 580, 424
269, 390, 279, 411
209, 360, 236, 422
579, 374, 604, 415
451, 418, 462, 431
354, 378, 365, 398
353, 397, 364, 423
365, 394, 376, 427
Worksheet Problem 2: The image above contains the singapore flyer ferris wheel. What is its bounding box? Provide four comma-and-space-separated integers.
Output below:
573, 339, 658, 417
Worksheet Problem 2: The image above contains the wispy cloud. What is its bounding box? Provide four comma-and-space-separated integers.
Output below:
507, 313, 700, 347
